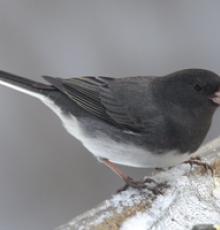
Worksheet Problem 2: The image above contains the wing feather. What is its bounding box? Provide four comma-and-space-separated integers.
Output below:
43, 75, 148, 133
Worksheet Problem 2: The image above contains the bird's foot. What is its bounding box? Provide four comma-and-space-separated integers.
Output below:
101, 159, 168, 194
117, 176, 165, 195
184, 156, 214, 176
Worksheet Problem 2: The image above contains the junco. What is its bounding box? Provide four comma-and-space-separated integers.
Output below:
0, 69, 220, 189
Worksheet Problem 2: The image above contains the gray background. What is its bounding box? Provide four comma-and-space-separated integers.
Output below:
0, 1, 220, 229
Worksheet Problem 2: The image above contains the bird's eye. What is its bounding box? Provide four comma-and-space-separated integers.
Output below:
194, 84, 202, 92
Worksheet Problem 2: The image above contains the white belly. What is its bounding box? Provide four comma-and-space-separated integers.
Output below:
42, 98, 191, 168
79, 136, 190, 168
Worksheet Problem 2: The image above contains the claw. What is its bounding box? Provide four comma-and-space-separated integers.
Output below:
101, 159, 168, 194
184, 157, 214, 176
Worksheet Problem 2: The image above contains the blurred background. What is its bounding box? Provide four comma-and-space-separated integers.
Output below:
0, 0, 220, 229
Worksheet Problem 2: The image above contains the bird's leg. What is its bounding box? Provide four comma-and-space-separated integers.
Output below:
101, 159, 160, 193
184, 156, 214, 176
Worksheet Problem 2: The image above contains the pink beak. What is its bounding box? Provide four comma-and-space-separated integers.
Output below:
211, 91, 220, 105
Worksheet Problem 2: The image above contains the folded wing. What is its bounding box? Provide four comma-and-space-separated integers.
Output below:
43, 75, 152, 133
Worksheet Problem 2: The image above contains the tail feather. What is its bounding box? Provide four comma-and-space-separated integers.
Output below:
0, 70, 54, 99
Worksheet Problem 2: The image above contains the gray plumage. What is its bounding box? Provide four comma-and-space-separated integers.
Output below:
0, 69, 220, 168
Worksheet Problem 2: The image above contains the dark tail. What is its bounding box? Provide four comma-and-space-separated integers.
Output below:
0, 70, 55, 99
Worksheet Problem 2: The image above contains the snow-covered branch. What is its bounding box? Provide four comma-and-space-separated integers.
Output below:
56, 138, 220, 230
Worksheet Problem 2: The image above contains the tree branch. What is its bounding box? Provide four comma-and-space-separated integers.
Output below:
56, 138, 220, 230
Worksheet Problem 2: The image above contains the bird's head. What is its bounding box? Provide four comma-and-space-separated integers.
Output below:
157, 69, 220, 111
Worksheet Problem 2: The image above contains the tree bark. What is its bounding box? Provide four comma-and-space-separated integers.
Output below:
56, 138, 220, 230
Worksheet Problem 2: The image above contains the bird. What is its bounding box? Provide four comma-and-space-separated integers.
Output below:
0, 68, 220, 189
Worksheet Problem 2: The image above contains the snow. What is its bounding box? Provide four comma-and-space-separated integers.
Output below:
120, 170, 220, 230
120, 191, 176, 230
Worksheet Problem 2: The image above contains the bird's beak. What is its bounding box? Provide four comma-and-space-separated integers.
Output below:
210, 90, 220, 105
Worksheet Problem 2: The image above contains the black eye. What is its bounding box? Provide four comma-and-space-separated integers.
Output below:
194, 84, 202, 92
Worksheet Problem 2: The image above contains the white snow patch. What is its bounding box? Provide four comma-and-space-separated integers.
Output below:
111, 189, 141, 208
91, 189, 146, 226
120, 191, 176, 230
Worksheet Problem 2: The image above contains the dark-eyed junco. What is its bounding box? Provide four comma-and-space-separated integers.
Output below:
0, 69, 219, 188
